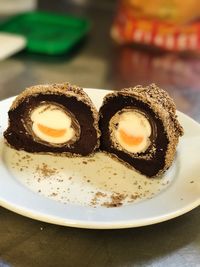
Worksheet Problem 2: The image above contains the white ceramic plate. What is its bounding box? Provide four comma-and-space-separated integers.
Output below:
0, 89, 199, 229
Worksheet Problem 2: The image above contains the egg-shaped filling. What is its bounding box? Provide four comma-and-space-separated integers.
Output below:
30, 103, 80, 145
110, 109, 153, 153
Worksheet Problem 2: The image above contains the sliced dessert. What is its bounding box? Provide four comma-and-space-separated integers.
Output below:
99, 84, 183, 177
4, 83, 100, 156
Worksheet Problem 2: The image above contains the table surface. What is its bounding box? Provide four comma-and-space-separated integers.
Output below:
0, 1, 199, 267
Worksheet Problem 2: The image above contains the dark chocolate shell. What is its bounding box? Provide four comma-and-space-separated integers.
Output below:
4, 83, 100, 156
99, 84, 183, 177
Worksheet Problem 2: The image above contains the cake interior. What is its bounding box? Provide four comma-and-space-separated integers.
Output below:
99, 95, 168, 177
5, 93, 98, 156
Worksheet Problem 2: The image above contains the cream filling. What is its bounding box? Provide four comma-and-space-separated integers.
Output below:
31, 104, 75, 144
112, 110, 152, 153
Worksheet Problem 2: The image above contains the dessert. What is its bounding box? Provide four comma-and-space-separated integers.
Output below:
99, 84, 184, 177
4, 83, 100, 156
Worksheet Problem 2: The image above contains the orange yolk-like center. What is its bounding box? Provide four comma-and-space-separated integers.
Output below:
37, 123, 67, 138
119, 129, 144, 146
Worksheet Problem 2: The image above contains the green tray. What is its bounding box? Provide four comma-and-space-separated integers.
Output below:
0, 11, 90, 55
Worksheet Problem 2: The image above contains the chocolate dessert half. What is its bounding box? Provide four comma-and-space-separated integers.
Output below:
99, 84, 183, 177
4, 83, 100, 156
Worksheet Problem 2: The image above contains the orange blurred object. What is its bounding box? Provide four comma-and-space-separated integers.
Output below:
111, 0, 200, 52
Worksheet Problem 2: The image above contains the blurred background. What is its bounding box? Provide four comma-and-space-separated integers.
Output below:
0, 0, 200, 121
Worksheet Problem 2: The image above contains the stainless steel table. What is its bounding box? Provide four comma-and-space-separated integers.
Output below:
0, 1, 199, 266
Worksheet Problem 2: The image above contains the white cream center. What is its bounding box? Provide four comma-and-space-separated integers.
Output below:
113, 110, 152, 153
31, 104, 75, 144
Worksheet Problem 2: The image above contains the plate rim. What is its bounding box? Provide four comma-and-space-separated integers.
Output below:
0, 194, 199, 229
